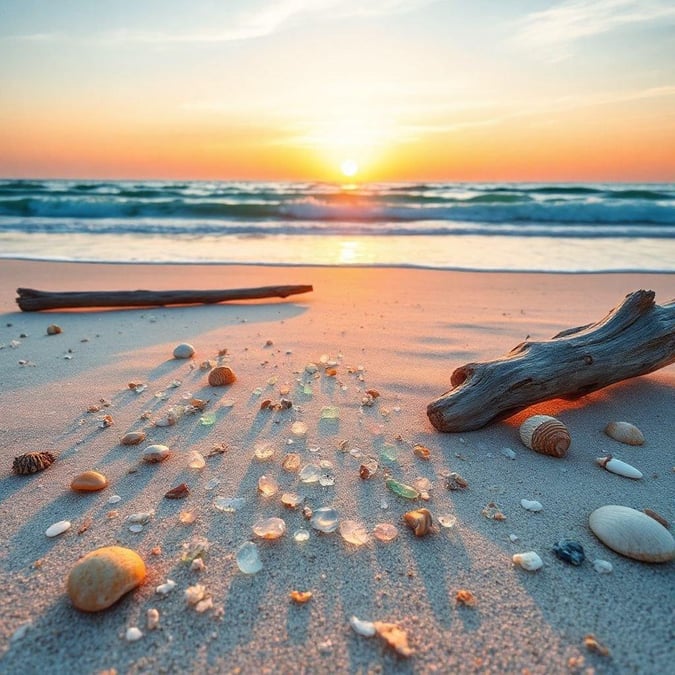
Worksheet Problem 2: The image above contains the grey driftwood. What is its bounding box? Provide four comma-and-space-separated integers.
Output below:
16, 284, 313, 311
427, 290, 675, 432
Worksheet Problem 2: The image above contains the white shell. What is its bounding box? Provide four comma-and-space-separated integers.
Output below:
589, 505, 675, 563
592, 559, 613, 574
512, 551, 543, 571
349, 615, 376, 637
156, 579, 176, 595
604, 421, 644, 446
45, 520, 71, 537
596, 456, 643, 480
520, 499, 543, 512
125, 627, 143, 642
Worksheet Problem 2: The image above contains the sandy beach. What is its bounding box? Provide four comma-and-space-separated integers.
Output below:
0, 260, 673, 675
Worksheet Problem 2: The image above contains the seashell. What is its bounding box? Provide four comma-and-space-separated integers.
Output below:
67, 546, 146, 612
46, 520, 71, 537
208, 366, 236, 386
373, 621, 414, 658
142, 444, 170, 463
125, 627, 143, 642
120, 431, 146, 446
413, 444, 431, 460
349, 615, 376, 637
643, 508, 669, 529
455, 589, 477, 606
46, 324, 62, 335
596, 455, 642, 480
172, 343, 195, 359
165, 483, 190, 499
71, 470, 108, 492
512, 551, 543, 571
404, 508, 433, 537
446, 472, 468, 490
146, 608, 160, 630
589, 505, 674, 563
13, 451, 55, 475
519, 415, 570, 458
604, 421, 644, 446
592, 559, 613, 574
289, 590, 313, 604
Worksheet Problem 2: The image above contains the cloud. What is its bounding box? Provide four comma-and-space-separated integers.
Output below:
515, 0, 675, 59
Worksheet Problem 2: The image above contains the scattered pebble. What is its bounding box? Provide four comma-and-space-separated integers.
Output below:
350, 616, 376, 637
120, 431, 146, 446
125, 627, 143, 642
520, 499, 543, 512
373, 523, 399, 542
512, 551, 543, 571
45, 520, 71, 538
146, 608, 160, 630
71, 470, 108, 492
46, 324, 62, 335
173, 343, 195, 359
552, 539, 585, 566
592, 559, 613, 574
156, 579, 176, 595
289, 590, 313, 604
142, 444, 170, 464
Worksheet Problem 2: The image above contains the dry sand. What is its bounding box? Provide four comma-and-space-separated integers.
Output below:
0, 260, 673, 674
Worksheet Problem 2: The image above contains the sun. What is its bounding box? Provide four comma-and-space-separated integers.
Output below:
340, 159, 359, 178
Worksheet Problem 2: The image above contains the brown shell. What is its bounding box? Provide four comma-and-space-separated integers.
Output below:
120, 431, 146, 446
165, 483, 190, 499
208, 366, 236, 386
413, 444, 431, 460
404, 508, 433, 537
13, 451, 55, 475
71, 470, 108, 492
519, 415, 570, 458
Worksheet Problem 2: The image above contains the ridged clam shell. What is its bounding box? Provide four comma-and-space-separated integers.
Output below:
604, 421, 644, 446
12, 451, 55, 475
596, 456, 642, 480
589, 505, 674, 563
208, 366, 236, 386
519, 415, 570, 458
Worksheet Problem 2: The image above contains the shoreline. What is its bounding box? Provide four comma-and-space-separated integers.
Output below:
0, 260, 673, 674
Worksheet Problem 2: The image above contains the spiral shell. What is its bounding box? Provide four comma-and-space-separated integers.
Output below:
13, 451, 55, 475
208, 366, 236, 386
589, 505, 674, 563
404, 508, 433, 537
519, 415, 570, 458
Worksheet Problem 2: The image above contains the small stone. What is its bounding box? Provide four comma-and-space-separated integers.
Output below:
254, 443, 275, 460
592, 559, 613, 574
446, 472, 468, 490
413, 444, 431, 460
289, 590, 313, 604
71, 470, 108, 492
252, 517, 286, 540
552, 539, 585, 566
512, 551, 543, 571
320, 406, 340, 420
291, 421, 308, 437
46, 324, 62, 335
173, 343, 195, 359
258, 475, 279, 497
299, 464, 321, 483
142, 444, 170, 463
236, 541, 263, 574
120, 431, 146, 446
520, 499, 543, 512
311, 506, 339, 533
146, 608, 160, 630
293, 528, 310, 542
373, 523, 399, 542
125, 627, 143, 642
67, 546, 146, 612
156, 579, 176, 595
46, 520, 71, 537
339, 520, 370, 546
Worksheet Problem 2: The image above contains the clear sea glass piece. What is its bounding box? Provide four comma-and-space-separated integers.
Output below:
254, 443, 275, 460
293, 528, 310, 542
438, 515, 458, 529
281, 492, 303, 508
303, 384, 313, 396
339, 520, 369, 546
236, 541, 263, 574
291, 421, 308, 437
385, 478, 420, 499
311, 506, 339, 533
258, 475, 279, 496
252, 517, 286, 540
373, 523, 399, 542
299, 464, 321, 483
199, 412, 216, 426
188, 451, 206, 469
319, 474, 335, 486
379, 443, 398, 463
214, 496, 245, 512
282, 453, 301, 472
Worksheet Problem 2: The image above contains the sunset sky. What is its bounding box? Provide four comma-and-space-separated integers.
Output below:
1, 0, 674, 182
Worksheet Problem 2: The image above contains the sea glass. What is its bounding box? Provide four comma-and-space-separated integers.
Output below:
291, 421, 308, 437
258, 475, 279, 497
214, 496, 245, 512
254, 443, 275, 460
373, 523, 399, 542
320, 406, 340, 420
236, 542, 262, 574
293, 528, 310, 542
252, 517, 286, 540
188, 451, 206, 470
339, 520, 369, 546
299, 464, 321, 483
385, 478, 420, 500
311, 507, 339, 533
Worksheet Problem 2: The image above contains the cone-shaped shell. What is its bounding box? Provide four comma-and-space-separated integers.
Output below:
604, 421, 644, 446
12, 451, 55, 475
67, 545, 146, 611
589, 505, 674, 563
71, 470, 108, 492
208, 366, 236, 386
404, 508, 433, 537
596, 456, 643, 480
519, 415, 570, 458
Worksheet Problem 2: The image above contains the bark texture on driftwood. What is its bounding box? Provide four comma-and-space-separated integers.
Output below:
16, 285, 313, 312
427, 290, 675, 432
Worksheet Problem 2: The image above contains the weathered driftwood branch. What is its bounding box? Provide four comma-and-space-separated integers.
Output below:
427, 290, 675, 432
16, 285, 313, 312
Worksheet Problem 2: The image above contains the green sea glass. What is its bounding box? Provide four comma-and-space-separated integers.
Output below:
320, 405, 340, 420
385, 478, 420, 499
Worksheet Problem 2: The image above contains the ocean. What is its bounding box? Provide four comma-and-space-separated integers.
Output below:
0, 179, 673, 272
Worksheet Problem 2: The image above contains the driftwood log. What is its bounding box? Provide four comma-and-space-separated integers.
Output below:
427, 290, 675, 432
16, 285, 313, 312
